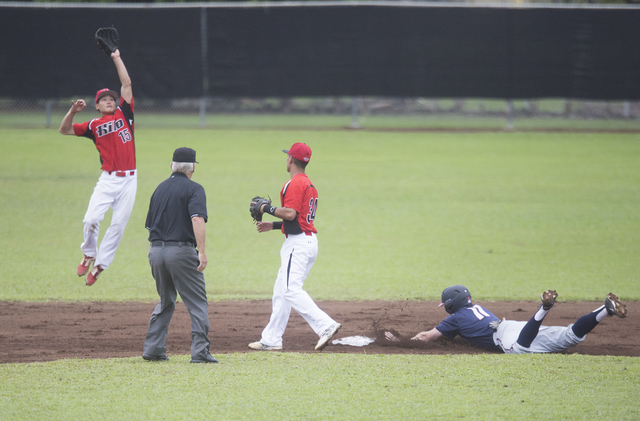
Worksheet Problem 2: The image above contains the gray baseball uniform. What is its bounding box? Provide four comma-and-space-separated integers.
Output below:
389, 286, 626, 354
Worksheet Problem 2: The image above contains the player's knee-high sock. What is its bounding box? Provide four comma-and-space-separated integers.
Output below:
571, 305, 607, 338
516, 307, 549, 348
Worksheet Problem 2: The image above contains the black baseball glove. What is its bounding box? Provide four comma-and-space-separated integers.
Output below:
95, 27, 119, 56
250, 196, 272, 223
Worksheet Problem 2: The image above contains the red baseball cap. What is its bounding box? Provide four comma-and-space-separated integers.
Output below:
95, 88, 119, 104
282, 143, 312, 163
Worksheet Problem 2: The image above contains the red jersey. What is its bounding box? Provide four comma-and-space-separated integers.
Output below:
73, 97, 136, 172
281, 173, 318, 235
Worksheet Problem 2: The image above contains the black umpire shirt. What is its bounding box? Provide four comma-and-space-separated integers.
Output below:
145, 172, 207, 244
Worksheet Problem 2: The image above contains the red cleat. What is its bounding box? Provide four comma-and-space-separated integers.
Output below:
86, 265, 103, 286
77, 255, 95, 277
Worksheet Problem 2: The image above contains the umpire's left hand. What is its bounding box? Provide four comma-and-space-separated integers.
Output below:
197, 251, 208, 272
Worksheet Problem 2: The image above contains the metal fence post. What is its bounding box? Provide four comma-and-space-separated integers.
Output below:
351, 97, 361, 129
506, 99, 514, 130
45, 100, 52, 128
624, 101, 631, 118
200, 7, 208, 128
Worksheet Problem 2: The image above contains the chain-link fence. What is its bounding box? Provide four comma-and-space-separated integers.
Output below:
2, 97, 639, 131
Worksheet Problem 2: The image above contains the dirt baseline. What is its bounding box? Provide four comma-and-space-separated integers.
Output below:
1, 299, 637, 364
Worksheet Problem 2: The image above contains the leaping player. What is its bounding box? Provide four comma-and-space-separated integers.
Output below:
59, 44, 136, 286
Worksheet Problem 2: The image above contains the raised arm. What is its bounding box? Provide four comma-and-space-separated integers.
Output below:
111, 50, 132, 104
59, 99, 86, 135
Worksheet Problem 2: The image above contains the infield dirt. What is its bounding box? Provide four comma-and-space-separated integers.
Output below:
1, 299, 637, 364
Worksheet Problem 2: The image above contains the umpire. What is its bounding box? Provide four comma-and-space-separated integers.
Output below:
142, 147, 218, 363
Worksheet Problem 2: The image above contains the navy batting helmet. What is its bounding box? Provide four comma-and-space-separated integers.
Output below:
440, 285, 472, 314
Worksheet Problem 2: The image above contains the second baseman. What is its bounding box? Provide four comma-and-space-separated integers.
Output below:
249, 143, 341, 351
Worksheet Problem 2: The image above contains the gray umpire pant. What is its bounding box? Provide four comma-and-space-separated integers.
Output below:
143, 244, 211, 359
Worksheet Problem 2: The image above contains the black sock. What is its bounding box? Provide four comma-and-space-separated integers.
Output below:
516, 315, 544, 348
571, 312, 599, 338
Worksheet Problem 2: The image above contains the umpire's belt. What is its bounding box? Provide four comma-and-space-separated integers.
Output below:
150, 241, 194, 247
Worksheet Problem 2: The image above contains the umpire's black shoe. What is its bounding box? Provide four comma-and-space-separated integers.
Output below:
142, 354, 169, 362
190, 352, 219, 364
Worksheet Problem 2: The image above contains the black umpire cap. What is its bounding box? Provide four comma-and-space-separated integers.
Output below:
173, 147, 199, 163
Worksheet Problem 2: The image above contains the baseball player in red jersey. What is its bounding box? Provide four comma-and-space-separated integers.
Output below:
59, 49, 136, 286
249, 143, 341, 351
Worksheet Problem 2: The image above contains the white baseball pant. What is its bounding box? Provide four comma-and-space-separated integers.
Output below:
260, 232, 336, 347
81, 170, 137, 270
494, 320, 585, 354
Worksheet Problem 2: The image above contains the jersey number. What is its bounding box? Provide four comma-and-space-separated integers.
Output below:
306, 198, 318, 223
118, 128, 132, 144
467, 305, 491, 320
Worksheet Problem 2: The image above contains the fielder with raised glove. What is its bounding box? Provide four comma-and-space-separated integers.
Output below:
58, 27, 134, 287
95, 26, 119, 56
249, 196, 272, 223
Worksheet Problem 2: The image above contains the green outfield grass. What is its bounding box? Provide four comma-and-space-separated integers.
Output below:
2, 110, 640, 131
1, 128, 639, 302
1, 126, 639, 420
1, 353, 639, 420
